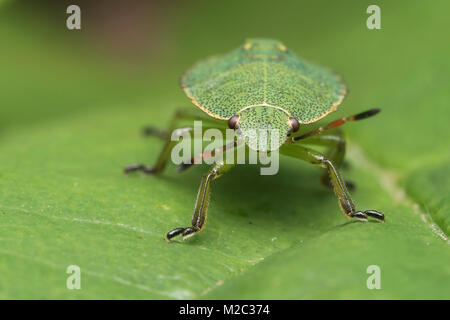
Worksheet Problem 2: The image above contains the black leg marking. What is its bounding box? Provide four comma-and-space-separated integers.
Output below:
165, 228, 185, 242
365, 210, 385, 222
142, 126, 169, 139
351, 108, 381, 121
350, 211, 368, 221
293, 108, 381, 141
177, 163, 195, 172
350, 210, 384, 222
182, 227, 197, 239
165, 227, 198, 242
123, 164, 156, 174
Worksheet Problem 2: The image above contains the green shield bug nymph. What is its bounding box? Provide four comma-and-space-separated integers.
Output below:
125, 38, 384, 242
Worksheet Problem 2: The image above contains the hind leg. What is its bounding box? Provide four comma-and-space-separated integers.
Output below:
280, 144, 384, 222
297, 129, 354, 190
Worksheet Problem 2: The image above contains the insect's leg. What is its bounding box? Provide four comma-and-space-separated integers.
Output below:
141, 126, 170, 140
280, 144, 384, 222
297, 129, 354, 190
140, 108, 225, 140
166, 161, 235, 242
125, 124, 232, 174
124, 127, 193, 174
292, 108, 380, 141
177, 141, 237, 172
125, 107, 227, 174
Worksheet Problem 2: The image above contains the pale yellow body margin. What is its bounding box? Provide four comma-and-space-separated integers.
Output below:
180, 62, 348, 124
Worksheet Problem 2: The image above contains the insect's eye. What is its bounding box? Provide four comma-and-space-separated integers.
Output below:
289, 117, 300, 133
228, 115, 240, 129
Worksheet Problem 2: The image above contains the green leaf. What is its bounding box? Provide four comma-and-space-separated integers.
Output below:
1, 104, 449, 299
405, 162, 450, 237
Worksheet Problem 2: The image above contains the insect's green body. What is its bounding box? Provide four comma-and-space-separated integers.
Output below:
181, 39, 346, 151
125, 38, 385, 242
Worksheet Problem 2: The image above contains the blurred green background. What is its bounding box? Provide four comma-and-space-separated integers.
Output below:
0, 0, 449, 299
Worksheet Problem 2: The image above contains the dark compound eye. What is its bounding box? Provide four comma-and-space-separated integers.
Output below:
228, 115, 240, 129
288, 117, 300, 132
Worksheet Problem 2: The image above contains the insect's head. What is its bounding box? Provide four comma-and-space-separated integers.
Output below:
228, 106, 299, 152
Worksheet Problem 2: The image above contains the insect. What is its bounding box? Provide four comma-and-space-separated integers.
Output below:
125, 38, 384, 242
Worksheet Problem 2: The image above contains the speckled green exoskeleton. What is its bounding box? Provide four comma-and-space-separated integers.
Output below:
125, 38, 384, 242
